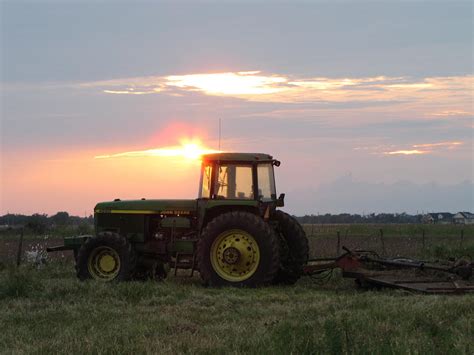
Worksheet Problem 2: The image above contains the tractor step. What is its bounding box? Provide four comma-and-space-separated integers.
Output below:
171, 253, 197, 277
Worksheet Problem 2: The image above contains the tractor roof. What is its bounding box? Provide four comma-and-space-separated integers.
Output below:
202, 152, 273, 162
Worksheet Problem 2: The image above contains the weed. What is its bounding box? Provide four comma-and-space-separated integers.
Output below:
0, 267, 43, 299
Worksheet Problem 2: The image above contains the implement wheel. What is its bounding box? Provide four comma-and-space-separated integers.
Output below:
197, 211, 280, 287
273, 210, 309, 285
76, 232, 132, 282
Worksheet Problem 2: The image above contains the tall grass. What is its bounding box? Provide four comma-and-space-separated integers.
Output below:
0, 267, 43, 299
0, 263, 473, 354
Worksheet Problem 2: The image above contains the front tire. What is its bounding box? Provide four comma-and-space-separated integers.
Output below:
76, 232, 132, 282
197, 211, 280, 287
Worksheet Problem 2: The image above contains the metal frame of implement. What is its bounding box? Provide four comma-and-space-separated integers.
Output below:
303, 247, 474, 294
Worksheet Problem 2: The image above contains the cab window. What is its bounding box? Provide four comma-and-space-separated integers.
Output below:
199, 163, 212, 198
257, 163, 276, 201
215, 164, 254, 199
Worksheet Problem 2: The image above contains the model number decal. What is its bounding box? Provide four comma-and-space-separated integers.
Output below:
161, 210, 191, 215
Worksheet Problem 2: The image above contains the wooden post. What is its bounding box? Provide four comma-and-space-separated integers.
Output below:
422, 229, 425, 249
16, 228, 24, 267
336, 230, 341, 255
379, 228, 386, 255
311, 223, 314, 237
460, 229, 464, 248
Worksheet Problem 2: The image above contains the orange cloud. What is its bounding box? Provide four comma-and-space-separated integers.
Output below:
81, 71, 471, 106
413, 141, 463, 149
383, 141, 464, 156
103, 88, 162, 95
166, 71, 287, 95
384, 150, 428, 156
430, 110, 471, 117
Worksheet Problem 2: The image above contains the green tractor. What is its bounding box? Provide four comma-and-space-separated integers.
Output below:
49, 153, 309, 287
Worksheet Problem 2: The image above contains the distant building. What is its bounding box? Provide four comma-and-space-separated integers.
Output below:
453, 212, 474, 225
422, 213, 454, 224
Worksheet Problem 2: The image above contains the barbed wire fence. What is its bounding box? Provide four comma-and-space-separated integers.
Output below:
304, 224, 474, 259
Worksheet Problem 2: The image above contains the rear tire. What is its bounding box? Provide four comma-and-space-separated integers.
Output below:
273, 210, 309, 285
197, 211, 280, 287
76, 232, 132, 282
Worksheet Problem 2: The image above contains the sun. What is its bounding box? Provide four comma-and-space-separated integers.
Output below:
181, 142, 205, 160
94, 139, 220, 160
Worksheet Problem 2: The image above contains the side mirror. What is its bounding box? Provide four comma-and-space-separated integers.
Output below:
277, 193, 285, 207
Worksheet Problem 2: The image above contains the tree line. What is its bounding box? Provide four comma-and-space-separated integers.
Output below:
0, 212, 93, 234
296, 213, 422, 224
1, 212, 423, 233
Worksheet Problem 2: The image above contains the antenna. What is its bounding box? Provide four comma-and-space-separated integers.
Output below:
218, 118, 221, 150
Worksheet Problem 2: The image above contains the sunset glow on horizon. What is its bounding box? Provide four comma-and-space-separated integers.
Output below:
94, 140, 221, 161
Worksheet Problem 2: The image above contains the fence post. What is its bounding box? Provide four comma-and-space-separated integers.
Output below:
311, 223, 314, 237
422, 229, 425, 250
16, 228, 24, 267
460, 229, 464, 248
379, 228, 386, 255
336, 230, 341, 256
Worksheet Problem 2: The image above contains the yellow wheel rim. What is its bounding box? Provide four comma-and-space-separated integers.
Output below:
87, 246, 121, 281
210, 229, 260, 282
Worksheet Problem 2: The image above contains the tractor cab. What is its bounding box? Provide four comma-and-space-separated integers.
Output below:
198, 153, 282, 205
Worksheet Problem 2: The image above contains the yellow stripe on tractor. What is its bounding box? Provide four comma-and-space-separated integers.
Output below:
94, 209, 158, 214
95, 209, 191, 215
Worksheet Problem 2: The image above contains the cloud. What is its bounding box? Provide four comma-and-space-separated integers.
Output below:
354, 141, 465, 156
412, 141, 463, 149
383, 141, 464, 156
166, 71, 287, 95
76, 71, 472, 108
385, 150, 428, 156
430, 110, 471, 117
72, 71, 473, 125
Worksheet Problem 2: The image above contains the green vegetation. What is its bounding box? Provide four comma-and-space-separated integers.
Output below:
0, 263, 473, 354
0, 224, 93, 241
0, 212, 93, 239
1, 224, 473, 353
303, 223, 474, 239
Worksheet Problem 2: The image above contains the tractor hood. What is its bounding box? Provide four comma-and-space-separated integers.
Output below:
94, 199, 197, 215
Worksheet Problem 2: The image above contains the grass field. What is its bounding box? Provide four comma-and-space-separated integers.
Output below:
1, 225, 473, 354
1, 263, 473, 354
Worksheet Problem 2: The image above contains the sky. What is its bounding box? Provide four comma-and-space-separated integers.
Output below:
1, 1, 473, 216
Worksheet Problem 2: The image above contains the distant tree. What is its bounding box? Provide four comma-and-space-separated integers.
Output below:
0, 214, 29, 226
50, 212, 70, 225
26, 214, 49, 234
295, 212, 425, 224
